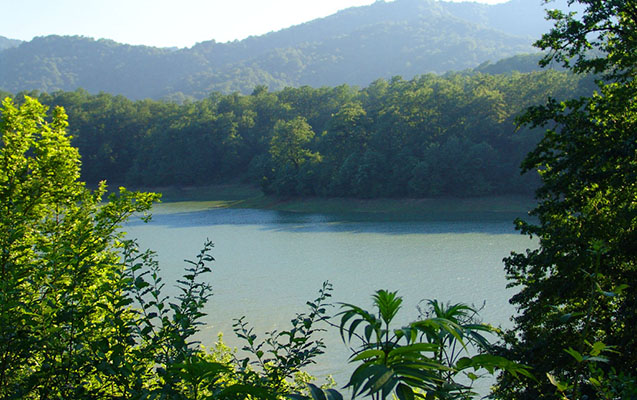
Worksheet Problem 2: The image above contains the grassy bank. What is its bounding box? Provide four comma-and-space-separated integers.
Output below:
131, 183, 536, 216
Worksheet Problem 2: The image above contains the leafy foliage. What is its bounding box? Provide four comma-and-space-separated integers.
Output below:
335, 290, 532, 400
495, 1, 637, 399
0, 97, 328, 399
0, 96, 159, 397
536, 0, 637, 82
230, 282, 333, 396
8, 67, 595, 198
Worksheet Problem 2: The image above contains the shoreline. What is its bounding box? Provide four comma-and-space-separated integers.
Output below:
125, 183, 536, 216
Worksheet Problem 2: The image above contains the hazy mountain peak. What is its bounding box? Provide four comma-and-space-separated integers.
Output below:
0, 35, 22, 51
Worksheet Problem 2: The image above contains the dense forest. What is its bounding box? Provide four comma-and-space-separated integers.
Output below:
0, 0, 577, 99
4, 68, 594, 198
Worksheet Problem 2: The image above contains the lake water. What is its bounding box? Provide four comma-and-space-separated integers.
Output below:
125, 201, 535, 389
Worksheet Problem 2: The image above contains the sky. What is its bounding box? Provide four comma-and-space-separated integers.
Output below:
1, 0, 509, 49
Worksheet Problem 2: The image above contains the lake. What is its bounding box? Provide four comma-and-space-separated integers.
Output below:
125, 200, 536, 389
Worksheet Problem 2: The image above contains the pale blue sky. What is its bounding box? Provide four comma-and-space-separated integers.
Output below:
1, 0, 509, 48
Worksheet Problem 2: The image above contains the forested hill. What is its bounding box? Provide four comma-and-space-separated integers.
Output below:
0, 36, 21, 51
0, 0, 570, 99
12, 68, 594, 198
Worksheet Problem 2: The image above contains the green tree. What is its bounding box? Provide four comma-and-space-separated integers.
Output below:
321, 102, 370, 167
270, 116, 320, 171
352, 150, 386, 198
0, 96, 160, 397
266, 116, 321, 195
536, 0, 636, 82
496, 1, 637, 399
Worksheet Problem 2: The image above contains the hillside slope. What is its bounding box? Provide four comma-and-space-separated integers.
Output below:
0, 0, 572, 99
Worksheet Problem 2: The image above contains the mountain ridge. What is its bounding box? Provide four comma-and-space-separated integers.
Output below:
0, 35, 22, 51
0, 0, 572, 99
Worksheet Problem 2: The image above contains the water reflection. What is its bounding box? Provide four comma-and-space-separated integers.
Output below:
129, 207, 527, 235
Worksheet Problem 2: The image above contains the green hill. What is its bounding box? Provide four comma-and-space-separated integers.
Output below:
0, 0, 573, 99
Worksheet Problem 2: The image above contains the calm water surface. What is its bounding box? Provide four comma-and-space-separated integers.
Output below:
125, 202, 535, 387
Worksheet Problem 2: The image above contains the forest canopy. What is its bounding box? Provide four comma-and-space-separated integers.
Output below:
495, 0, 637, 398
6, 69, 595, 198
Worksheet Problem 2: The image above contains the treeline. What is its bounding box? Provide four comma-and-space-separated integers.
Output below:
8, 70, 594, 198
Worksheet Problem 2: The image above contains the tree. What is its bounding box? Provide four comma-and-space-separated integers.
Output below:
496, 1, 637, 399
269, 116, 319, 171
321, 101, 370, 168
266, 116, 321, 195
536, 0, 636, 82
0, 96, 163, 397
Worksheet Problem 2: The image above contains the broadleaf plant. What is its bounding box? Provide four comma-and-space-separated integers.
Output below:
335, 290, 532, 400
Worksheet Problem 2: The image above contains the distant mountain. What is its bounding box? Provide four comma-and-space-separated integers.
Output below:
0, 0, 574, 99
0, 36, 22, 51
472, 53, 546, 74
442, 0, 567, 38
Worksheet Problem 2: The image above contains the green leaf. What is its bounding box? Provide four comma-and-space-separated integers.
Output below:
559, 312, 584, 323
590, 341, 607, 356
388, 343, 438, 357
367, 367, 395, 394
308, 383, 327, 400
584, 356, 609, 363
395, 383, 415, 400
373, 290, 403, 325
324, 388, 344, 400
547, 373, 570, 392
564, 348, 584, 363
455, 357, 473, 370
351, 349, 385, 362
